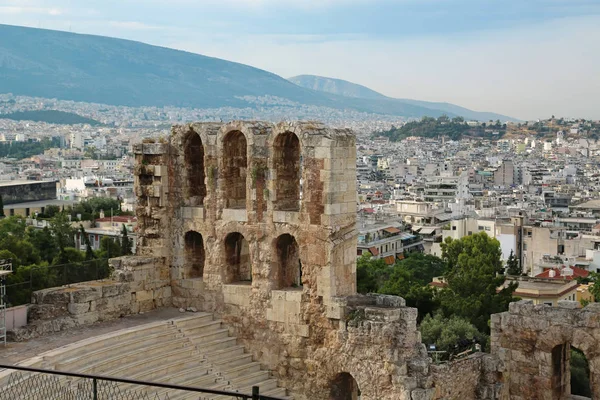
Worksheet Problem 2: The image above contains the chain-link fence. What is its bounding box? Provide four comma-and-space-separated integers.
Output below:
0, 365, 286, 400
5, 258, 111, 307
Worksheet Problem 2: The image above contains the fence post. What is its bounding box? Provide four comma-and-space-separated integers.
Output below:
252, 386, 259, 400
92, 377, 98, 400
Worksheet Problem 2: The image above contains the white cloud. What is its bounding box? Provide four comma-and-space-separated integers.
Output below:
168, 15, 600, 120
0, 6, 62, 15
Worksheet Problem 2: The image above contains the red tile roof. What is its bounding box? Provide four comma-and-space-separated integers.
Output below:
368, 246, 379, 256
535, 266, 589, 280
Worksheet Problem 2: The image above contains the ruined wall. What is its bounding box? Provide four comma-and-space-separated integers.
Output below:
492, 299, 600, 399
130, 121, 497, 400
10, 256, 170, 341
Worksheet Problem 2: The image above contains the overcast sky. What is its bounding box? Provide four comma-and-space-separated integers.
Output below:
1, 0, 599, 120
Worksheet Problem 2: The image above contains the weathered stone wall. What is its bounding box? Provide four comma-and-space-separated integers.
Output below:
10, 256, 170, 341
130, 121, 497, 400
429, 353, 502, 400
0, 180, 57, 205
491, 299, 600, 399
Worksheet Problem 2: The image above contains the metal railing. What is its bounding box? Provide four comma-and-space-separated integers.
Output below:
5, 258, 112, 307
0, 364, 286, 400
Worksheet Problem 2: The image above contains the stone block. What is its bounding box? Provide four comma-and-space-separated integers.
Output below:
68, 302, 90, 315
221, 208, 247, 222
557, 300, 579, 309
135, 290, 154, 303
411, 387, 435, 400
70, 287, 102, 303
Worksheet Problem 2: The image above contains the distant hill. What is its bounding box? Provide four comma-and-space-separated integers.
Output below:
0, 24, 514, 120
289, 75, 517, 122
380, 115, 507, 142
289, 75, 387, 100
0, 110, 103, 126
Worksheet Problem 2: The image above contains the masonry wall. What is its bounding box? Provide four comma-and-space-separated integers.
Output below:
10, 256, 170, 341
492, 299, 600, 400
130, 121, 499, 400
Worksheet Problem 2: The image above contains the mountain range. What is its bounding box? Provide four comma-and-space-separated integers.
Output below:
0, 24, 515, 121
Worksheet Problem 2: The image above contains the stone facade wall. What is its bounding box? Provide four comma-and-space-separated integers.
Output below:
491, 299, 600, 399
130, 121, 496, 400
10, 256, 169, 341
0, 180, 57, 205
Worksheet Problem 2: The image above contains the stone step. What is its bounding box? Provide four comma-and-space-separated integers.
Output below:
162, 374, 227, 400
129, 358, 209, 383
115, 359, 210, 394
187, 328, 231, 344
211, 353, 254, 370
263, 387, 291, 399
196, 337, 238, 354
217, 362, 262, 379
56, 332, 189, 371
179, 320, 223, 336
226, 370, 271, 387
99, 346, 200, 378
75, 337, 194, 375
203, 345, 246, 361
173, 313, 215, 328
44, 322, 175, 364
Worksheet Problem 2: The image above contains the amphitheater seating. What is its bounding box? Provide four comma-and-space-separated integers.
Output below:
0, 313, 290, 400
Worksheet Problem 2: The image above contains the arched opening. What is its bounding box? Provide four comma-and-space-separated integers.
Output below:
273, 131, 301, 211
571, 347, 592, 398
223, 130, 247, 209
184, 231, 204, 279
330, 372, 360, 400
224, 232, 251, 283
552, 344, 592, 399
184, 132, 206, 206
274, 234, 302, 289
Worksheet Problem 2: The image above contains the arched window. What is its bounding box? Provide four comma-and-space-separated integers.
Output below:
552, 344, 592, 399
184, 132, 206, 206
571, 346, 592, 398
274, 234, 302, 289
224, 232, 251, 283
330, 372, 360, 400
184, 231, 204, 278
273, 131, 301, 211
223, 130, 247, 209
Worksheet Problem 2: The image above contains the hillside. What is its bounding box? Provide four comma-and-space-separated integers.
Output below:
289, 75, 516, 122
0, 110, 103, 126
289, 75, 387, 100
380, 116, 507, 141
0, 24, 513, 120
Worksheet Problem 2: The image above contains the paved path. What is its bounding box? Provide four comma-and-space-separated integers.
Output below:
0, 307, 188, 365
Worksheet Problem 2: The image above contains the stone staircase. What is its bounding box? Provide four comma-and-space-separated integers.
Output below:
0, 313, 290, 400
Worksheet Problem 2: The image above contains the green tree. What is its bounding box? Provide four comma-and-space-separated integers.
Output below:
587, 272, 600, 301
26, 226, 58, 264
0, 194, 5, 218
571, 348, 591, 397
97, 236, 121, 260
439, 232, 517, 333
419, 312, 484, 355
80, 225, 95, 260
50, 212, 75, 264
505, 250, 521, 276
120, 224, 132, 256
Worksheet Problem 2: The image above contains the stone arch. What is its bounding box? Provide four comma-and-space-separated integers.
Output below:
184, 231, 205, 279
222, 130, 247, 209
273, 233, 302, 289
224, 232, 251, 283
273, 131, 301, 211
330, 372, 361, 400
184, 130, 207, 206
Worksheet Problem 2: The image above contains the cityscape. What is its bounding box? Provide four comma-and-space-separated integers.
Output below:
0, 1, 599, 399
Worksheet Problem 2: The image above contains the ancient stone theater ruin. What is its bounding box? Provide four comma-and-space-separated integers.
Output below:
7, 121, 600, 400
